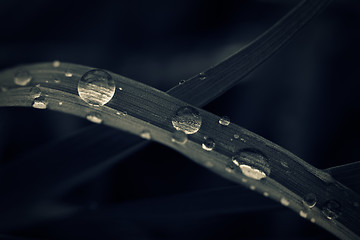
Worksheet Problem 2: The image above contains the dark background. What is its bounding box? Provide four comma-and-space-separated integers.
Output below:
0, 0, 359, 239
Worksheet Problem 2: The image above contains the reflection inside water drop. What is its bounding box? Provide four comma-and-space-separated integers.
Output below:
78, 69, 115, 106
32, 96, 47, 109
171, 106, 202, 134
202, 137, 215, 151
171, 131, 188, 144
232, 149, 270, 180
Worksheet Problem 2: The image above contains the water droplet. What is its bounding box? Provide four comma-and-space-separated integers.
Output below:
280, 197, 290, 206
202, 137, 215, 151
322, 200, 341, 220
263, 192, 269, 197
310, 218, 316, 223
32, 96, 47, 109
86, 112, 103, 124
118, 87, 123, 91
58, 101, 63, 105
53, 60, 60, 67
225, 167, 233, 173
54, 79, 61, 84
232, 149, 270, 180
299, 210, 307, 218
219, 116, 230, 126
65, 70, 73, 77
179, 80, 186, 85
140, 130, 151, 140
250, 185, 256, 190
29, 87, 41, 98
116, 110, 127, 116
171, 131, 188, 144
14, 69, 32, 86
199, 72, 206, 80
172, 106, 202, 134
234, 133, 239, 139
303, 193, 317, 208
241, 178, 248, 183
78, 69, 115, 106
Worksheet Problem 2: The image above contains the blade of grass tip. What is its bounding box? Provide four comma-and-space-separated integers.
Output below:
325, 161, 360, 194
0, 60, 359, 239
0, 186, 280, 232
0, 0, 332, 200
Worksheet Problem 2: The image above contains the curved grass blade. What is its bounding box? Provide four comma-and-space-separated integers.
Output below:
0, 62, 359, 239
0, 0, 333, 201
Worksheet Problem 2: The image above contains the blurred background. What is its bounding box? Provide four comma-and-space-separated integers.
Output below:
0, 0, 359, 239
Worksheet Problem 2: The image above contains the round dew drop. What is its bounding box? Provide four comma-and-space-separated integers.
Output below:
232, 149, 270, 180
78, 69, 115, 106
14, 69, 32, 86
172, 106, 202, 134
280, 197, 290, 206
65, 70, 73, 77
303, 193, 317, 208
53, 60, 60, 67
29, 87, 41, 98
202, 138, 215, 151
219, 116, 230, 126
171, 131, 188, 144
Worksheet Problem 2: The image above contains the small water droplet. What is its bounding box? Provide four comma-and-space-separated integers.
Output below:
65, 70, 73, 77
199, 72, 206, 80
54, 79, 61, 84
58, 101, 63, 105
45, 80, 49, 83
232, 149, 270, 180
140, 130, 151, 140
263, 192, 269, 197
202, 137, 215, 151
78, 69, 115, 106
250, 185, 256, 190
32, 96, 47, 109
1, 87, 7, 92
171, 131, 188, 145
225, 167, 233, 173
118, 87, 123, 91
53, 60, 60, 67
299, 210, 307, 218
280, 197, 290, 206
322, 200, 341, 220
86, 112, 103, 124
14, 69, 32, 86
29, 87, 41, 98
241, 178, 248, 183
234, 133, 239, 139
303, 193, 317, 208
172, 106, 202, 134
219, 116, 230, 126
310, 218, 316, 223
179, 80, 186, 85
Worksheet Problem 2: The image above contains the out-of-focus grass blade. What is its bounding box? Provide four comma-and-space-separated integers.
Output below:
0, 186, 279, 233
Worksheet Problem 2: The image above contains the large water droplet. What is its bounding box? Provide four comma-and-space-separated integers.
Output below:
14, 69, 32, 86
171, 131, 188, 144
29, 87, 41, 98
219, 116, 230, 126
232, 149, 270, 180
32, 96, 47, 109
78, 69, 115, 106
322, 200, 341, 220
86, 112, 103, 124
140, 130, 151, 140
202, 137, 215, 151
303, 193, 317, 208
171, 106, 202, 134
